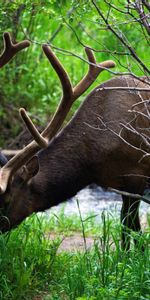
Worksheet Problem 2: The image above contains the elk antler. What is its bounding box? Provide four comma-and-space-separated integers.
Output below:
20, 108, 48, 148
0, 45, 115, 194
41, 45, 115, 140
0, 32, 30, 68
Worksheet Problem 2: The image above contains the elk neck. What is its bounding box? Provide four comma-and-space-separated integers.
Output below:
30, 116, 95, 211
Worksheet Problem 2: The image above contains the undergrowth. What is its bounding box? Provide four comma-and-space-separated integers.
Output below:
0, 208, 150, 300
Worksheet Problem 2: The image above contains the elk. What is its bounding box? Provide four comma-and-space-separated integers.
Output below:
0, 32, 150, 250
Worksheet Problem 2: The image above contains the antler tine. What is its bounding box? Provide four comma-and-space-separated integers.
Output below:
41, 44, 75, 140
42, 45, 73, 100
0, 108, 47, 193
0, 32, 30, 68
73, 47, 116, 99
0, 45, 115, 194
19, 108, 48, 148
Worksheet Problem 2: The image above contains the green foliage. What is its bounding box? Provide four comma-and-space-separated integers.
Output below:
0, 1, 149, 146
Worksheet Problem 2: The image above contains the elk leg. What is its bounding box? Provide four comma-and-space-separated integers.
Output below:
121, 195, 141, 250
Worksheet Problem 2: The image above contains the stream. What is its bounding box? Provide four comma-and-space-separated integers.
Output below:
47, 185, 150, 223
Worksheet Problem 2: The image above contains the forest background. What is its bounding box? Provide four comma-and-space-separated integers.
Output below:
0, 0, 149, 148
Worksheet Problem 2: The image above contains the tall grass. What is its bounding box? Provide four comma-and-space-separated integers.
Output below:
0, 209, 149, 300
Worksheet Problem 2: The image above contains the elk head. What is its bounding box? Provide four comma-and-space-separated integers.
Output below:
0, 32, 115, 232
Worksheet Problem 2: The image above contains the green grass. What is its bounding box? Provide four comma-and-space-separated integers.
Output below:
0, 207, 150, 300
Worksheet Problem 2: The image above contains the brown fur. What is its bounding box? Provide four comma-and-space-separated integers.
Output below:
0, 75, 150, 249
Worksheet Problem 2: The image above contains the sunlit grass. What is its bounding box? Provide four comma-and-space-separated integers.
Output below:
0, 209, 150, 300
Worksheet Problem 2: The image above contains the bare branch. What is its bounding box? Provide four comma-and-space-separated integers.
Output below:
134, 0, 150, 35
96, 86, 150, 92
142, 0, 150, 11
92, 0, 150, 75
109, 188, 150, 205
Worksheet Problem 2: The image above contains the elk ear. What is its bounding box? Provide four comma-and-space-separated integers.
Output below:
20, 156, 39, 181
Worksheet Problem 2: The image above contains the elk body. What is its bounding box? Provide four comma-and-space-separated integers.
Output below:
0, 33, 150, 250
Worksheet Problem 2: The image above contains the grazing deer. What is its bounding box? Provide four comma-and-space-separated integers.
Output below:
0, 32, 149, 250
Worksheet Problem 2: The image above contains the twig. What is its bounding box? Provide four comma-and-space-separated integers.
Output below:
108, 187, 150, 205
65, 20, 130, 56
92, 0, 150, 75
134, 0, 150, 35
96, 86, 150, 92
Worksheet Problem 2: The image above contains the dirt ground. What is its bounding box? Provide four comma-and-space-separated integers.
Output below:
46, 231, 95, 252
45, 213, 149, 253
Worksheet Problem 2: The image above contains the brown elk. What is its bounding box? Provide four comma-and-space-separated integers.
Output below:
0, 32, 149, 250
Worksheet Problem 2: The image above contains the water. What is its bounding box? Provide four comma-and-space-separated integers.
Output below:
48, 185, 150, 221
